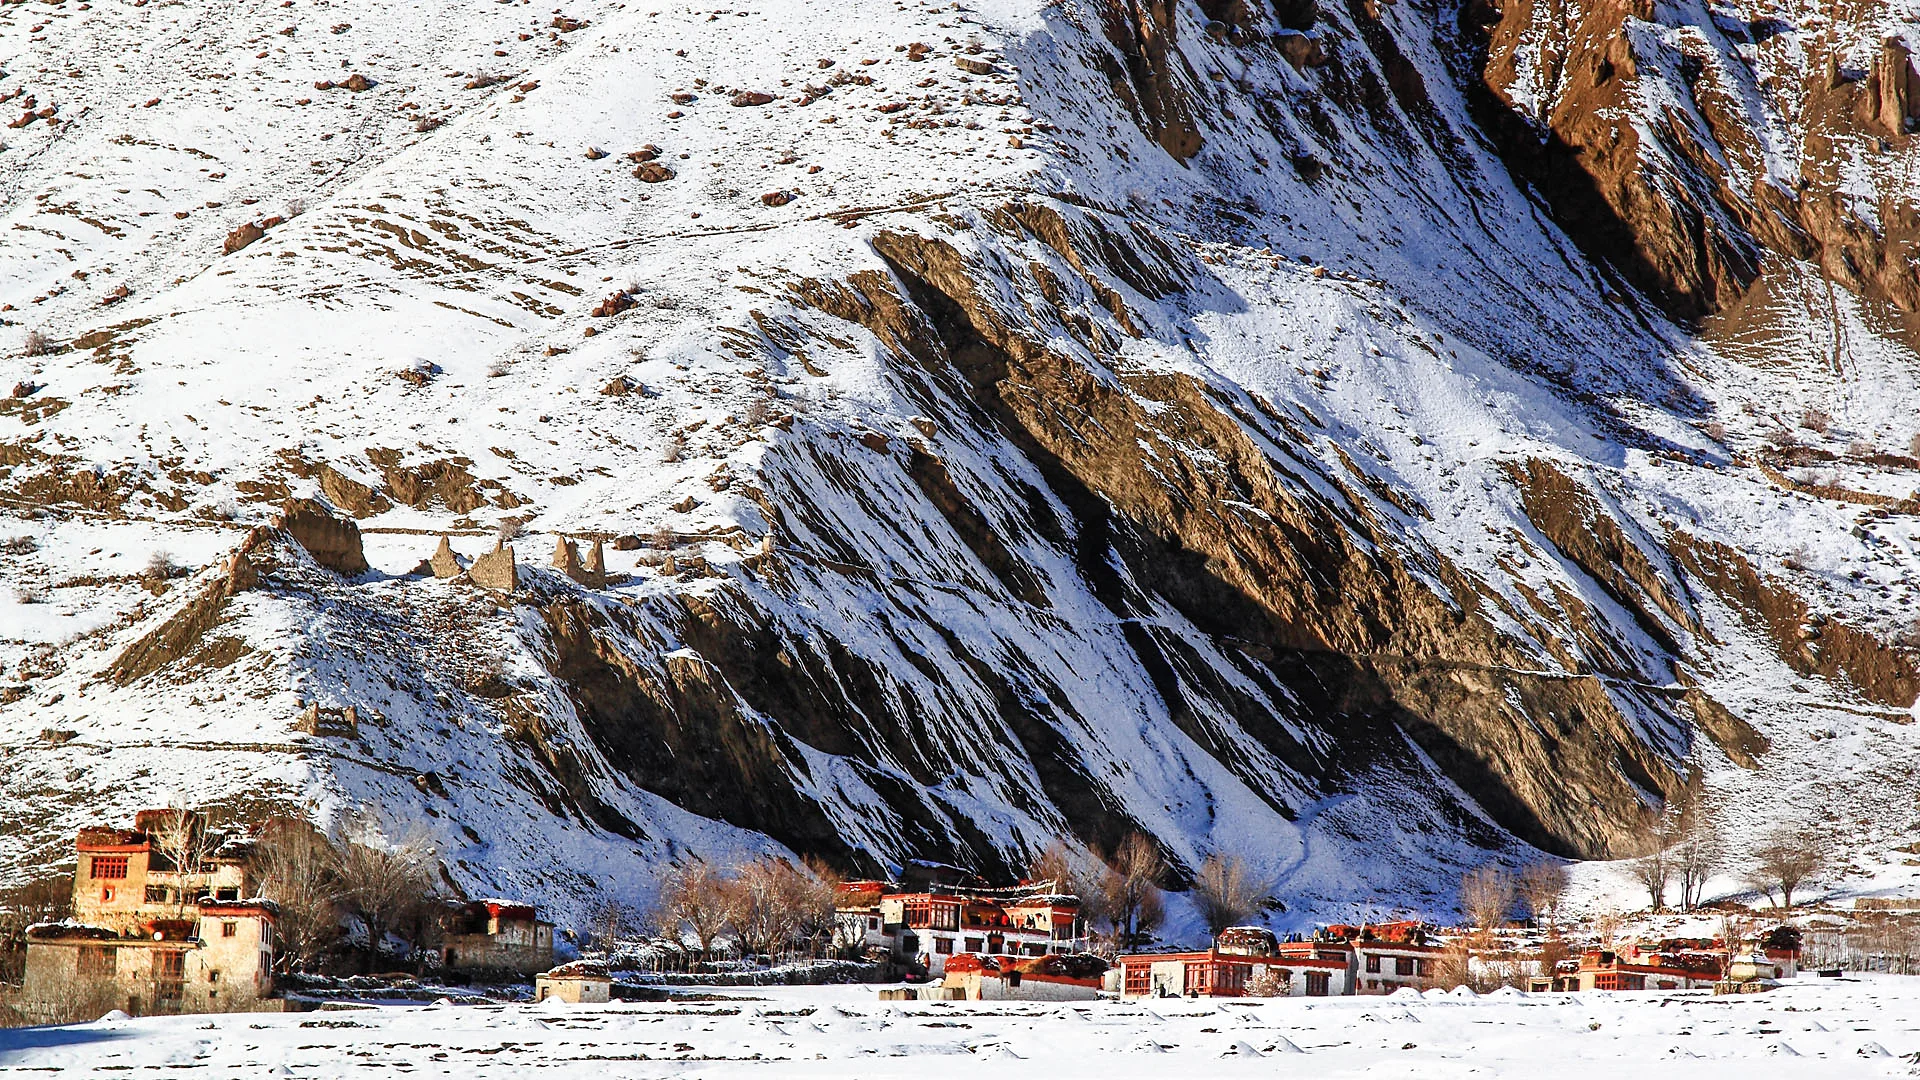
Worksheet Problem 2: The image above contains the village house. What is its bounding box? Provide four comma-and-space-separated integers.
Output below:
834, 874, 1086, 977
938, 953, 1107, 1001
1574, 945, 1724, 991
440, 899, 555, 976
1118, 927, 1353, 999
1319, 921, 1447, 994
72, 811, 255, 932
15, 813, 277, 1020
534, 960, 612, 1004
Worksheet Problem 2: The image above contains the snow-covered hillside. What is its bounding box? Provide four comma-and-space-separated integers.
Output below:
5, 0, 1920, 928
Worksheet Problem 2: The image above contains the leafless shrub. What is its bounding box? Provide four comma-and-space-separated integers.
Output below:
20, 330, 49, 357
651, 294, 680, 310
1908, 432, 1920, 459
1703, 421, 1726, 442
650, 526, 675, 551
145, 550, 178, 581
1766, 428, 1800, 450
1848, 439, 1876, 458
1244, 969, 1287, 997
662, 431, 688, 464
486, 359, 509, 378
494, 518, 524, 543
413, 114, 445, 133
13, 587, 43, 605
1, 535, 37, 555
1800, 407, 1831, 434
744, 396, 773, 428
285, 198, 307, 218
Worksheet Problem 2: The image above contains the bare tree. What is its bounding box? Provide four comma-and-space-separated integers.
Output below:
793, 857, 841, 959
728, 857, 817, 964
1191, 854, 1263, 938
1591, 902, 1627, 948
330, 811, 438, 972
0, 874, 73, 985
1459, 865, 1515, 940
1748, 822, 1828, 909
589, 892, 638, 954
1629, 842, 1671, 912
252, 818, 341, 974
659, 861, 738, 964
150, 806, 217, 915
1096, 833, 1165, 948
1516, 861, 1569, 933
1026, 840, 1082, 896
1672, 820, 1723, 912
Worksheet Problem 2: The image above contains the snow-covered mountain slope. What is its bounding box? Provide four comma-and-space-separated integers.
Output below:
4, 0, 1920, 927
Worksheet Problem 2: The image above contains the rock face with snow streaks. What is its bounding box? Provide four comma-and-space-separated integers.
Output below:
5, 0, 1920, 921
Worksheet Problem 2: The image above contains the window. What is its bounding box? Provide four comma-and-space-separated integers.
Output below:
222, 922, 238, 938
78, 946, 116, 977
1365, 954, 1381, 973
215, 888, 239, 902
1123, 964, 1151, 996
868, 917, 879, 930
964, 937, 984, 953
1306, 971, 1330, 997
207, 971, 220, 984
1415, 959, 1431, 978
934, 937, 953, 955
1395, 957, 1415, 977
91, 856, 129, 880
101, 887, 115, 903
932, 903, 959, 931
156, 952, 186, 1001
1006, 971, 1022, 988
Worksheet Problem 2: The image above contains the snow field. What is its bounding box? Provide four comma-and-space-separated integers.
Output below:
4, 979, 1919, 1078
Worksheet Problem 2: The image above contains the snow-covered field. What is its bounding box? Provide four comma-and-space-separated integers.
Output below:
4, 980, 1918, 1078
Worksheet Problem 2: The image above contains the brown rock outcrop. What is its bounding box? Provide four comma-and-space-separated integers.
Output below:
1473, 2, 1920, 321
778, 216, 1702, 857
277, 498, 369, 576
1862, 38, 1920, 141
223, 222, 266, 255
1093, 0, 1203, 162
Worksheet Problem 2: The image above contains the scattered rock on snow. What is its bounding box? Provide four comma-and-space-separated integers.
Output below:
731, 91, 776, 107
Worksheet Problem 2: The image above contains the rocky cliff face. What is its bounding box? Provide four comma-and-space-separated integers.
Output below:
5, 0, 1920, 923
1475, 0, 1920, 322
